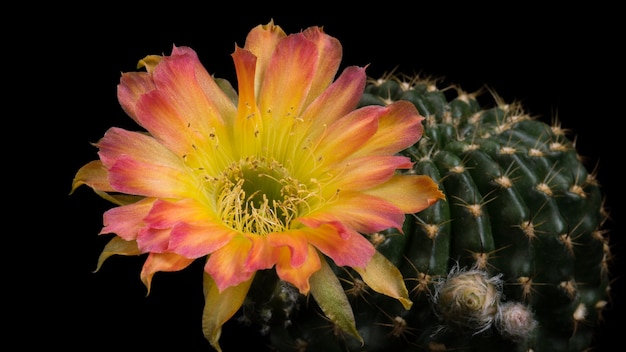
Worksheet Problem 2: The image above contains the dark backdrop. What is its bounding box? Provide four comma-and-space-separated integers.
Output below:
35, 4, 622, 351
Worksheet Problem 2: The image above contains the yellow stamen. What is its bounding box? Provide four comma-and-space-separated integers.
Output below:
209, 156, 325, 235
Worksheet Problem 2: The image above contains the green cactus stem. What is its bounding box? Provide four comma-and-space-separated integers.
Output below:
235, 73, 613, 352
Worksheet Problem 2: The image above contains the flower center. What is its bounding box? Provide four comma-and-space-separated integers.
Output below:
214, 156, 320, 235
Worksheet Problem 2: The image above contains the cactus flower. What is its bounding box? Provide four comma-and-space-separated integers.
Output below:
71, 21, 444, 351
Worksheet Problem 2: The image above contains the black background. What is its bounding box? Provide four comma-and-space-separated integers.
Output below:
31, 3, 623, 351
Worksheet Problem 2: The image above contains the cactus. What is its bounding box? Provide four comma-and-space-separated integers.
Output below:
235, 74, 613, 352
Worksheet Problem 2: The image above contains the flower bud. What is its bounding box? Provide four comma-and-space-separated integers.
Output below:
434, 265, 502, 334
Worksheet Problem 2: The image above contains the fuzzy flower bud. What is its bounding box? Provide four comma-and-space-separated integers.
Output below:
433, 265, 502, 334
495, 301, 538, 342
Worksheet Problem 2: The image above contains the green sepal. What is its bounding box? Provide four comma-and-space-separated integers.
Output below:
310, 254, 363, 345
353, 251, 413, 310
93, 236, 141, 273
202, 272, 254, 352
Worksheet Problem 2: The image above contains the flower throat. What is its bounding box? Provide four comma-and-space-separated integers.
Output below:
215, 156, 319, 235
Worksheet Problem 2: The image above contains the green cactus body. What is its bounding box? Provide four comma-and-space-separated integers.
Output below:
239, 75, 612, 352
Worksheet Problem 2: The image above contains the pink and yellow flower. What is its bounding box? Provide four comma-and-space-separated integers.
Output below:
72, 21, 444, 351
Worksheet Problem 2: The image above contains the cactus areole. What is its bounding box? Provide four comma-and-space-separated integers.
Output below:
239, 74, 612, 352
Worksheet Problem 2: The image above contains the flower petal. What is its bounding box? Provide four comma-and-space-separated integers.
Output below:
140, 252, 194, 294
327, 155, 414, 191
258, 32, 318, 122
300, 26, 342, 106
119, 47, 237, 163
71, 160, 140, 205
169, 221, 238, 258
365, 174, 446, 213
297, 222, 375, 268
96, 127, 195, 197
133, 89, 201, 158
205, 236, 255, 292
100, 198, 156, 241
243, 20, 286, 96
133, 198, 224, 255
97, 127, 169, 165
232, 46, 258, 116
152, 46, 234, 138
181, 46, 238, 130
107, 155, 197, 199
202, 272, 254, 352
267, 230, 310, 267
96, 128, 198, 198
275, 244, 321, 294
353, 251, 413, 310
231, 46, 264, 156
296, 65, 367, 140
243, 234, 279, 271
313, 106, 380, 165
300, 192, 406, 234
136, 226, 171, 253
117, 71, 156, 123
353, 100, 425, 157
143, 198, 215, 228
